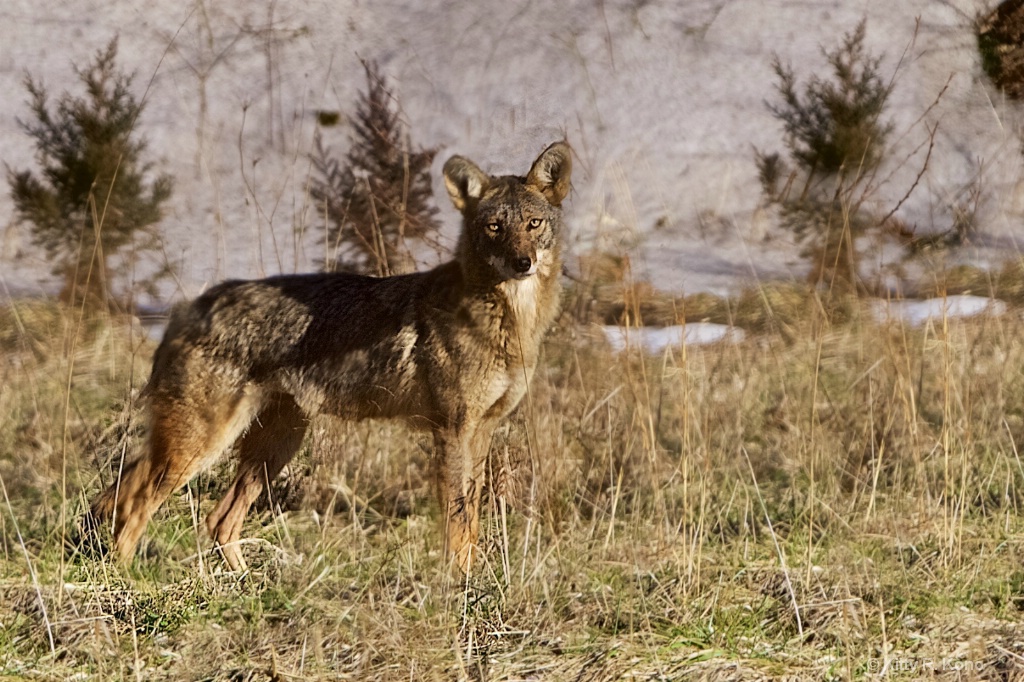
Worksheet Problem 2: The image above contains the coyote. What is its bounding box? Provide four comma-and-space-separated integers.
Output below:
89, 141, 572, 573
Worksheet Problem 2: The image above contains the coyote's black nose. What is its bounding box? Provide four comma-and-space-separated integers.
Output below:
513, 257, 533, 273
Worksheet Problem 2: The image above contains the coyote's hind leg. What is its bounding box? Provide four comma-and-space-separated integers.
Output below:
206, 393, 308, 571
90, 388, 262, 563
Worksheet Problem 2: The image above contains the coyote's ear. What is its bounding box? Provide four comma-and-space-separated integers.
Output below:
443, 156, 490, 212
526, 141, 572, 206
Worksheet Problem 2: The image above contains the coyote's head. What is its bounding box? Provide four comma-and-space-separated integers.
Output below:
444, 142, 571, 283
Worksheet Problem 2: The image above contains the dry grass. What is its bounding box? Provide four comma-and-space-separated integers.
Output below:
3, 288, 1024, 681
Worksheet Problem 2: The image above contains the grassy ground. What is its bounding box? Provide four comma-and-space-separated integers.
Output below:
3, 288, 1024, 681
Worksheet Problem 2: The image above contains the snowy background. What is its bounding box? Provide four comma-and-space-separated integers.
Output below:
0, 0, 1019, 304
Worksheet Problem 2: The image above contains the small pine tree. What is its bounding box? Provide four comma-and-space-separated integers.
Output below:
767, 19, 891, 186
310, 60, 439, 276
759, 19, 892, 294
977, 0, 1024, 100
7, 38, 174, 310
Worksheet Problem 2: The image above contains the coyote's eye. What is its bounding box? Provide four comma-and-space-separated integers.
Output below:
486, 222, 501, 234
527, 218, 543, 230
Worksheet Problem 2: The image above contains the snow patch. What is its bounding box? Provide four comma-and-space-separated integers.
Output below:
871, 295, 1008, 326
601, 323, 745, 354
600, 295, 1008, 356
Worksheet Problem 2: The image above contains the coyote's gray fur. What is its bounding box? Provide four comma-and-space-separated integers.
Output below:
89, 141, 572, 573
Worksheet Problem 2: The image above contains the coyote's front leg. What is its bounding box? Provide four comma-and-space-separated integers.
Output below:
433, 423, 495, 573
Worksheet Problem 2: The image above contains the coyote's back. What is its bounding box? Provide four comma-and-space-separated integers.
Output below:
89, 141, 572, 573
